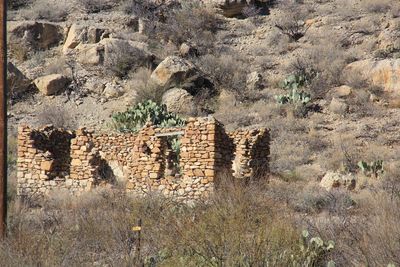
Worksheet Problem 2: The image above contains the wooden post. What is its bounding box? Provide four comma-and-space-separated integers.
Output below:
132, 218, 142, 266
0, 0, 6, 239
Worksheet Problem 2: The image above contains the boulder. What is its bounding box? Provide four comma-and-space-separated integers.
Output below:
344, 59, 400, 95
63, 24, 87, 52
329, 97, 349, 115
246, 71, 263, 90
8, 21, 63, 50
34, 74, 70, 96
7, 62, 31, 96
150, 56, 201, 89
320, 171, 356, 191
76, 43, 104, 65
162, 88, 195, 115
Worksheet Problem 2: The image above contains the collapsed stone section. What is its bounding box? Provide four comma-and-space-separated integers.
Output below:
17, 117, 270, 200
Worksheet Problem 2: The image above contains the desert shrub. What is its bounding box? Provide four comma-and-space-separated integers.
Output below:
77, 0, 118, 13
274, 1, 309, 42
337, 193, 400, 266
7, 0, 32, 10
126, 67, 170, 105
195, 53, 249, 100
361, 0, 392, 13
156, 1, 220, 53
289, 42, 350, 98
111, 100, 185, 133
20, 0, 72, 22
0, 181, 341, 266
242, 4, 263, 18
267, 117, 313, 173
36, 104, 77, 129
7, 38, 30, 62
104, 41, 151, 78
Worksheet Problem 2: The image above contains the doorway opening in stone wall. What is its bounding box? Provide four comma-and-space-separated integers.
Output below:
155, 131, 184, 179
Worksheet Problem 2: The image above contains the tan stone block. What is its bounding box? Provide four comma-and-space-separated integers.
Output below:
205, 169, 214, 177
149, 173, 158, 179
40, 160, 53, 171
71, 159, 82, 166
193, 169, 204, 177
126, 181, 135, 190
27, 148, 37, 154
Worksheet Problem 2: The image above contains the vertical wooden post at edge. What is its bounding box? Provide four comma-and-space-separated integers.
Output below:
0, 0, 6, 239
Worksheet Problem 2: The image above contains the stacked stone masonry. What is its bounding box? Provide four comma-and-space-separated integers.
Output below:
17, 116, 270, 200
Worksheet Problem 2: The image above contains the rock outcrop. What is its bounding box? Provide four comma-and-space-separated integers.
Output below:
344, 59, 400, 95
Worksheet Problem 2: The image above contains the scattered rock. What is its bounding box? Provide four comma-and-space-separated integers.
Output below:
7, 62, 31, 96
33, 74, 70, 96
8, 21, 63, 50
320, 171, 356, 191
246, 71, 263, 90
103, 82, 124, 98
84, 79, 105, 95
162, 88, 195, 115
329, 97, 349, 115
179, 43, 198, 58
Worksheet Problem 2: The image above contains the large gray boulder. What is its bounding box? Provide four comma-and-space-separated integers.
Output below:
162, 88, 195, 115
7, 62, 31, 96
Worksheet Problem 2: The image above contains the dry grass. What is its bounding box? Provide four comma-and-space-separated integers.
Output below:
2, 172, 400, 266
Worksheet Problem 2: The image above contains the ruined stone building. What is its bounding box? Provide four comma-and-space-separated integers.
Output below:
17, 116, 270, 200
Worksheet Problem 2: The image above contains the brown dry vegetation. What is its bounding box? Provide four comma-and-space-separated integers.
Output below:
1, 175, 400, 266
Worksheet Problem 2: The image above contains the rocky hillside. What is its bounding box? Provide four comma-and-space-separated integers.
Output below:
7, 0, 400, 184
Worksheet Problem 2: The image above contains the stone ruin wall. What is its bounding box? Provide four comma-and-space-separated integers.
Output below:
17, 117, 270, 200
